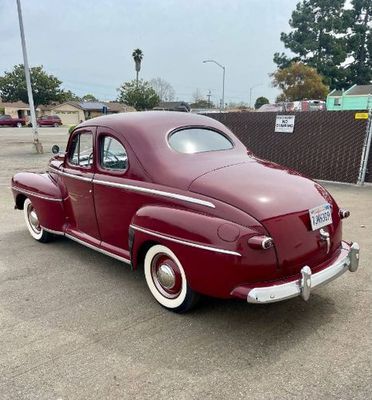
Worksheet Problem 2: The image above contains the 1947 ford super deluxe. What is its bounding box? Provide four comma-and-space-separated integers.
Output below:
11, 112, 360, 312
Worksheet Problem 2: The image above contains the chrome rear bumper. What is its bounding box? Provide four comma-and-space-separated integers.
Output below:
247, 242, 360, 304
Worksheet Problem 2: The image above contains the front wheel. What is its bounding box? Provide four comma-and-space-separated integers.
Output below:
144, 244, 200, 313
53, 123, 59, 127
23, 198, 53, 243
16, 122, 22, 128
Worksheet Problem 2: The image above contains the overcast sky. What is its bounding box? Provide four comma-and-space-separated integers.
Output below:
0, 0, 299, 105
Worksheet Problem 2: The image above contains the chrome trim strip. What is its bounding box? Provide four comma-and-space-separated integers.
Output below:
12, 186, 63, 202
48, 166, 215, 208
42, 227, 65, 236
247, 241, 359, 304
49, 167, 92, 183
130, 224, 241, 256
65, 233, 131, 264
93, 179, 215, 208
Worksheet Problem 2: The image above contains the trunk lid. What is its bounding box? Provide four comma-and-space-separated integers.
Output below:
189, 159, 342, 276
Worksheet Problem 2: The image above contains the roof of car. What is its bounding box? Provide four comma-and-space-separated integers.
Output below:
78, 111, 249, 190
79, 110, 223, 132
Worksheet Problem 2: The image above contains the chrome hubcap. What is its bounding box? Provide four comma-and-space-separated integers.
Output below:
28, 205, 41, 234
156, 264, 176, 289
151, 254, 182, 299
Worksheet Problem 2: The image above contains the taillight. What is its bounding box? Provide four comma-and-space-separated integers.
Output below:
248, 235, 274, 250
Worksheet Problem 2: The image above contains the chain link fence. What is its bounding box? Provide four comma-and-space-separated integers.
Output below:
206, 111, 371, 184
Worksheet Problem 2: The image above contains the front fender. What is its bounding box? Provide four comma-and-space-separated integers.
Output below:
11, 172, 65, 232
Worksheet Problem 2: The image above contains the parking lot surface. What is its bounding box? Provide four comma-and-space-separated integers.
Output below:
0, 127, 371, 400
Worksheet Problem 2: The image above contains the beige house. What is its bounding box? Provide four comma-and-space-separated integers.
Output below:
0, 101, 40, 121
1, 99, 135, 125
44, 101, 135, 125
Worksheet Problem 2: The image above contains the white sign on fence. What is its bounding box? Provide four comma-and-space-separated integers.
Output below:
275, 115, 295, 133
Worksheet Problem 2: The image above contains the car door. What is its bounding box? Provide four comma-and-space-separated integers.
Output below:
62, 128, 100, 242
93, 127, 141, 260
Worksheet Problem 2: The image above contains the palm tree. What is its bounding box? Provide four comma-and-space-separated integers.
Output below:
132, 49, 143, 86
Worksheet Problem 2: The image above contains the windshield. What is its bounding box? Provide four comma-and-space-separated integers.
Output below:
169, 128, 233, 154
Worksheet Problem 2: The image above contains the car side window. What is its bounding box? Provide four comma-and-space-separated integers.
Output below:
100, 136, 128, 171
69, 132, 93, 167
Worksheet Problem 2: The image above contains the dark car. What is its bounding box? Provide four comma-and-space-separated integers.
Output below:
0, 115, 26, 127
11, 112, 359, 312
37, 115, 62, 127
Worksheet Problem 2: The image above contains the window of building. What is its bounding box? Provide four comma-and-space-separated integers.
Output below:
334, 98, 341, 106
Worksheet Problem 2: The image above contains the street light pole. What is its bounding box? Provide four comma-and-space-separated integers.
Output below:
16, 0, 43, 153
203, 60, 225, 111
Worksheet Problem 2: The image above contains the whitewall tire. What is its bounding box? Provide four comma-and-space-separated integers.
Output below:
23, 198, 53, 243
144, 244, 199, 313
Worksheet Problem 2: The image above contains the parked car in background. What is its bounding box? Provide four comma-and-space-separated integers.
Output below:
37, 115, 62, 127
258, 100, 326, 112
257, 104, 284, 112
0, 114, 26, 127
11, 112, 359, 312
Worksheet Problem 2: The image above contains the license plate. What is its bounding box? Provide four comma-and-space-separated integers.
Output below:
309, 203, 332, 231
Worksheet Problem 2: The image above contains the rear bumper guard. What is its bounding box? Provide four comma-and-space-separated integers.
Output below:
247, 242, 360, 304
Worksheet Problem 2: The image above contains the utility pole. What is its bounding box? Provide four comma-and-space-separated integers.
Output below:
16, 0, 43, 153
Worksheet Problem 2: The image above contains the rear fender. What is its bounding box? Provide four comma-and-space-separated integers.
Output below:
129, 205, 278, 298
11, 172, 65, 233
130, 206, 253, 268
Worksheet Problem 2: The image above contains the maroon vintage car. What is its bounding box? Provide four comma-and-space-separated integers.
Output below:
0, 114, 26, 127
11, 112, 359, 312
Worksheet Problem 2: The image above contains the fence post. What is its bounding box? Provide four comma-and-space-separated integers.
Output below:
357, 110, 372, 185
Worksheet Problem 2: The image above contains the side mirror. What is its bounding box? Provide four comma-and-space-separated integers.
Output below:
52, 144, 60, 154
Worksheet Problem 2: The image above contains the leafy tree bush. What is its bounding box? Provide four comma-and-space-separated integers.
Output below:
117, 79, 160, 110
274, 0, 371, 88
0, 65, 74, 106
272, 62, 328, 101
254, 97, 269, 109
81, 94, 98, 102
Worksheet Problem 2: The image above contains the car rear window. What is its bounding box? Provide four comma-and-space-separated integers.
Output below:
168, 128, 233, 154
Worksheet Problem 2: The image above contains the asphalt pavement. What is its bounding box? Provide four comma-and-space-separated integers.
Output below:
0, 127, 371, 400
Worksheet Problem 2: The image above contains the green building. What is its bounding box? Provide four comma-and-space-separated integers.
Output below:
326, 84, 372, 111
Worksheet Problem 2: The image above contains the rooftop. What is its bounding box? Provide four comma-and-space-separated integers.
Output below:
346, 84, 372, 96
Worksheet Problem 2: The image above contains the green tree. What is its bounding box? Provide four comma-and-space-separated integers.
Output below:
274, 0, 348, 89
343, 0, 372, 85
0, 64, 67, 106
254, 96, 269, 109
81, 93, 98, 102
272, 62, 329, 101
62, 90, 81, 101
117, 79, 160, 110
132, 49, 144, 86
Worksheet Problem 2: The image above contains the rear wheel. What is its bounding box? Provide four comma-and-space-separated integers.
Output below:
53, 123, 59, 127
23, 198, 53, 243
144, 244, 200, 313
